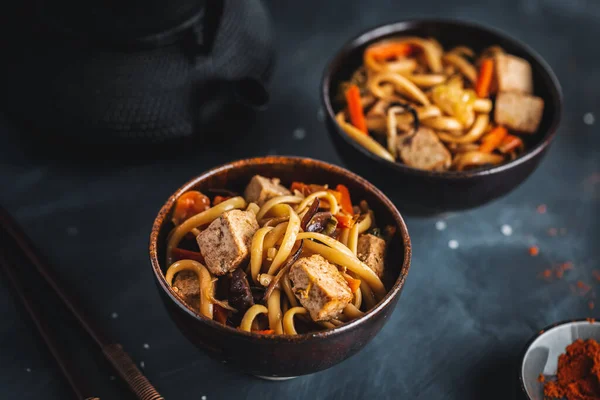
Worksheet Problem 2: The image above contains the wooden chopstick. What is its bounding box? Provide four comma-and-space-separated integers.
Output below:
0, 205, 164, 400
0, 250, 99, 400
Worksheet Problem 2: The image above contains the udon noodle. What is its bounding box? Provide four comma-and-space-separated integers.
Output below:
336, 36, 545, 171
163, 176, 394, 335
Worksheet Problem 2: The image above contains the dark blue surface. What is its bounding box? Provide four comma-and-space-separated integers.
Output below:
1, 0, 599, 399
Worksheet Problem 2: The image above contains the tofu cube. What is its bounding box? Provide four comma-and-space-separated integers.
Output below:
173, 271, 200, 312
196, 209, 259, 276
357, 234, 386, 278
495, 54, 533, 94
396, 127, 451, 171
244, 175, 291, 206
289, 255, 352, 321
494, 92, 545, 134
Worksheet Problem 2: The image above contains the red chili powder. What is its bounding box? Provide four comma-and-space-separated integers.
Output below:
530, 246, 540, 256
544, 339, 600, 400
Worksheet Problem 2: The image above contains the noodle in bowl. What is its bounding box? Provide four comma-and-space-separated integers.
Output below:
149, 156, 411, 378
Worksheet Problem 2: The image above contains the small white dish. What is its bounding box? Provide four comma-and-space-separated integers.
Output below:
520, 319, 600, 399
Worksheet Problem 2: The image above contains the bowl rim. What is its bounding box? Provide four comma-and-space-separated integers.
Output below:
518, 317, 600, 398
321, 17, 564, 179
149, 156, 412, 342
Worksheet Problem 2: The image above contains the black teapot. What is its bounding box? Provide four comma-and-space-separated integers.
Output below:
1, 0, 274, 145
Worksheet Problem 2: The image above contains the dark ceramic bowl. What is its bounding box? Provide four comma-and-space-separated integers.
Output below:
149, 156, 412, 378
519, 319, 600, 400
321, 19, 563, 215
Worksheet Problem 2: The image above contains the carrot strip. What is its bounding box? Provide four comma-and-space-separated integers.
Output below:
334, 212, 356, 229
335, 184, 353, 214
343, 275, 361, 293
498, 134, 524, 154
475, 59, 494, 98
345, 85, 368, 134
366, 42, 413, 61
172, 248, 205, 263
479, 126, 508, 153
254, 329, 275, 335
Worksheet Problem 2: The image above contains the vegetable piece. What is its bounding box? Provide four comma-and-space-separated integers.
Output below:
172, 191, 211, 225
290, 181, 309, 195
322, 217, 338, 236
254, 329, 275, 335
171, 248, 206, 263
300, 198, 320, 231
345, 84, 368, 134
479, 126, 508, 153
475, 58, 494, 98
343, 274, 361, 293
214, 304, 229, 325
365, 42, 413, 61
430, 77, 476, 127
335, 212, 356, 229
229, 269, 254, 315
335, 184, 353, 214
305, 212, 333, 233
498, 134, 524, 154
213, 195, 231, 205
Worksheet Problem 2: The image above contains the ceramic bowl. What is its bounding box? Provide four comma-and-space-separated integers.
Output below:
149, 156, 412, 378
520, 319, 600, 399
321, 19, 563, 215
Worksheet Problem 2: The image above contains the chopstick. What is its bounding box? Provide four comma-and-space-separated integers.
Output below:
0, 250, 99, 400
0, 206, 164, 400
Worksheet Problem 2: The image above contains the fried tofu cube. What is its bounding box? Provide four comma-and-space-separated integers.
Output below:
396, 127, 451, 171
495, 54, 533, 94
357, 234, 386, 278
172, 271, 201, 312
244, 175, 291, 206
289, 255, 352, 321
495, 92, 545, 134
196, 209, 259, 276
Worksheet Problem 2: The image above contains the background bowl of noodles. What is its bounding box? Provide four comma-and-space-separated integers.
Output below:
149, 156, 411, 379
321, 19, 562, 215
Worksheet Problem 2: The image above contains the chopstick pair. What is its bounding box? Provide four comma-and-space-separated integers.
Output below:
0, 205, 164, 400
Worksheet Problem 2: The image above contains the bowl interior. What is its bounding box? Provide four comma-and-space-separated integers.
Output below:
323, 19, 562, 177
521, 320, 600, 399
150, 156, 411, 338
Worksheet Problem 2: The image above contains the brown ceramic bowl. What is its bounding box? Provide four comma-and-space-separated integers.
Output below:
321, 19, 563, 215
149, 156, 411, 379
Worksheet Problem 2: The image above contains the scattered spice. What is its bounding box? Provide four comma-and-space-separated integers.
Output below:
577, 281, 592, 294
542, 269, 553, 279
537, 204, 547, 214
538, 373, 546, 383
543, 339, 600, 400
589, 301, 595, 310
530, 246, 540, 256
548, 227, 558, 236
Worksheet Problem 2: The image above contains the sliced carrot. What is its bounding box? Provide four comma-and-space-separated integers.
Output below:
479, 126, 508, 153
214, 305, 229, 325
172, 248, 205, 263
498, 134, 524, 154
345, 84, 368, 134
366, 42, 413, 61
475, 58, 494, 98
254, 329, 275, 335
343, 275, 361, 293
172, 191, 211, 225
335, 184, 353, 214
213, 195, 230, 205
334, 212, 356, 229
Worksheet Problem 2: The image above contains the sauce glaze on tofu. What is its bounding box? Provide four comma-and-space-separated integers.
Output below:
164, 176, 394, 335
